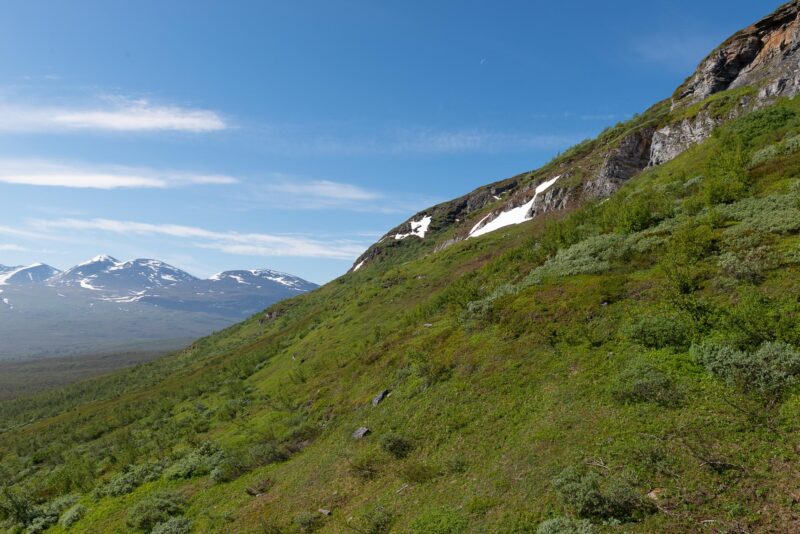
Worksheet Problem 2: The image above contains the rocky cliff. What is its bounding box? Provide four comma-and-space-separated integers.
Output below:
351, 1, 800, 272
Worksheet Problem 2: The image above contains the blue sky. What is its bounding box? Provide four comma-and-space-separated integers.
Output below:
0, 0, 782, 283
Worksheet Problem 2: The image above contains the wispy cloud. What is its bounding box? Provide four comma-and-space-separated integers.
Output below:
265, 178, 382, 202
0, 225, 52, 240
257, 126, 577, 157
0, 96, 227, 133
0, 159, 237, 189
30, 218, 367, 260
0, 243, 26, 252
235, 174, 434, 214
389, 129, 574, 154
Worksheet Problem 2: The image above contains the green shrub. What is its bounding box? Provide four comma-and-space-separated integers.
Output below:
59, 503, 87, 528
353, 505, 394, 534
612, 359, 683, 407
692, 340, 800, 404
164, 443, 222, 480
527, 234, 629, 284
717, 248, 776, 283
151, 516, 192, 534
668, 223, 715, 261
0, 487, 34, 525
626, 314, 692, 350
718, 194, 800, 234
703, 131, 748, 206
248, 441, 291, 465
614, 192, 673, 234
749, 134, 800, 167
380, 433, 414, 459
2, 493, 79, 533
553, 466, 650, 521
126, 491, 184, 531
209, 456, 244, 484
100, 463, 163, 496
409, 508, 468, 533
536, 517, 597, 534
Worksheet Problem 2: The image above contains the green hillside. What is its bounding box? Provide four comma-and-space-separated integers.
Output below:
5, 7, 800, 534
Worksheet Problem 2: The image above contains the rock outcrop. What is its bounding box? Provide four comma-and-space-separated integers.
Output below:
649, 112, 723, 166
584, 128, 655, 198
675, 0, 800, 106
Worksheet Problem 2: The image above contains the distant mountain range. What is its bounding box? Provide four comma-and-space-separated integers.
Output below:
0, 256, 317, 359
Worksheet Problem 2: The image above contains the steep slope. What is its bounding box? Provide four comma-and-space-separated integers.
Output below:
4, 3, 800, 534
351, 0, 800, 273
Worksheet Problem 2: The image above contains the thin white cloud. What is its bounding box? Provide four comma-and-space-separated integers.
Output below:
265, 178, 382, 202
0, 159, 237, 189
257, 126, 577, 156
0, 244, 26, 252
0, 225, 52, 240
30, 218, 366, 260
0, 96, 227, 133
234, 174, 433, 214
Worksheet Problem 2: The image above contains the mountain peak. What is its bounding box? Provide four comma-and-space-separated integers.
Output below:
0, 263, 61, 286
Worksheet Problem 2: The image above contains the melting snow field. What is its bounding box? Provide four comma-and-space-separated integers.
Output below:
353, 260, 366, 272
395, 215, 432, 240
469, 176, 560, 238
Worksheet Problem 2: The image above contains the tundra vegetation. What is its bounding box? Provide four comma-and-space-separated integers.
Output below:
3, 94, 800, 533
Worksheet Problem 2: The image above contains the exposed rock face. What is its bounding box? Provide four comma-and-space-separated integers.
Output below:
584, 128, 655, 199
529, 182, 572, 218
676, 0, 800, 106
649, 112, 723, 166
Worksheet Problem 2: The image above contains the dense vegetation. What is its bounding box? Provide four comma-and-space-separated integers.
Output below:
3, 94, 800, 532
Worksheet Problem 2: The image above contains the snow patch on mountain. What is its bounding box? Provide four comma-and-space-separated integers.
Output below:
469, 176, 561, 238
395, 215, 432, 240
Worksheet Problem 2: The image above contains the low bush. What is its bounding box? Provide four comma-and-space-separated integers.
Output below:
717, 248, 776, 283
164, 443, 222, 480
536, 517, 597, 534
702, 131, 748, 206
99, 463, 163, 496
59, 503, 87, 528
718, 194, 800, 235
553, 466, 650, 521
750, 134, 800, 167
151, 516, 192, 534
126, 491, 184, 531
612, 359, 683, 407
527, 234, 629, 284
625, 313, 692, 350
692, 340, 800, 404
352, 505, 394, 534
409, 508, 469, 534
380, 433, 414, 459
614, 191, 673, 234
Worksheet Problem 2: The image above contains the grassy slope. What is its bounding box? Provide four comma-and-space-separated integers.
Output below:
3, 97, 800, 533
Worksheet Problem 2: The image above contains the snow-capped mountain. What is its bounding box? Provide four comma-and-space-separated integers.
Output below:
208, 269, 317, 292
0, 256, 319, 359
50, 255, 198, 294
0, 263, 62, 286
